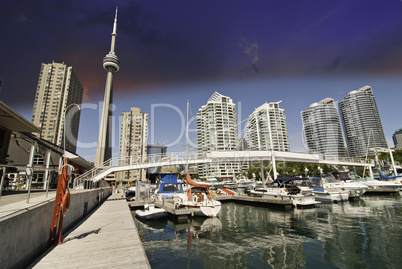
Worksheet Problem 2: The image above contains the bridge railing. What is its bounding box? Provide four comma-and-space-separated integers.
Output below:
73, 151, 204, 189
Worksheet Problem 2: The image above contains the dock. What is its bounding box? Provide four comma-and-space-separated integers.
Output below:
30, 194, 150, 269
214, 194, 294, 209
155, 200, 191, 220
131, 195, 294, 216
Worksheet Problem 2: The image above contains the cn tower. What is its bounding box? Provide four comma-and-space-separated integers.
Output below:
95, 7, 120, 166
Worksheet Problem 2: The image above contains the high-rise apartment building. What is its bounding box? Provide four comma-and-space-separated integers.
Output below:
247, 101, 290, 152
301, 98, 347, 159
118, 107, 148, 181
392, 129, 402, 150
339, 86, 387, 158
197, 92, 240, 179
31, 62, 83, 153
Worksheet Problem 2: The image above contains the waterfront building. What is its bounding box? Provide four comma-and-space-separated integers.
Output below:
146, 144, 167, 182
392, 129, 402, 150
239, 138, 248, 151
339, 86, 387, 158
118, 107, 148, 182
31, 61, 83, 153
197, 92, 241, 179
95, 8, 120, 166
301, 98, 347, 159
247, 101, 290, 152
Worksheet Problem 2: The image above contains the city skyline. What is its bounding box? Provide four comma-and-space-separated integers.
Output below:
1, 1, 402, 161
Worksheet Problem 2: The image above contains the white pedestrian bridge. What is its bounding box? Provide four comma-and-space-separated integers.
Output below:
73, 150, 375, 187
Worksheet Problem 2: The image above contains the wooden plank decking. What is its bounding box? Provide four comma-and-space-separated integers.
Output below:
30, 194, 150, 269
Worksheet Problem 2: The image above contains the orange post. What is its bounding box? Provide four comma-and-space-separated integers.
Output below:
48, 158, 71, 246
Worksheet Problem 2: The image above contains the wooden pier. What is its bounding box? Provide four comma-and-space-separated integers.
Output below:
30, 194, 150, 268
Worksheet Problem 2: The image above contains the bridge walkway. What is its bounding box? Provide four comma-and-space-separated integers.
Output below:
30, 193, 150, 269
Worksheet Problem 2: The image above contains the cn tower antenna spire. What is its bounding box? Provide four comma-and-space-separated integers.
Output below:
95, 7, 120, 166
110, 7, 118, 54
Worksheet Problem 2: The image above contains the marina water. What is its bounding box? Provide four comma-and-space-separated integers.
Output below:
132, 195, 402, 269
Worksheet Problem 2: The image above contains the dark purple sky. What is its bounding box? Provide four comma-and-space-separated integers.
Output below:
1, 0, 402, 105
1, 0, 402, 160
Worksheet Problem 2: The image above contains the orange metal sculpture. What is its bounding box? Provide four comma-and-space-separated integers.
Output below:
48, 158, 71, 245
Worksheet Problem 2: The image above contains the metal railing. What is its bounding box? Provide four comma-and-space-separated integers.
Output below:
73, 151, 204, 189
72, 150, 385, 189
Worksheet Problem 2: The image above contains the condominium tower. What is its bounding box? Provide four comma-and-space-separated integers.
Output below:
197, 92, 240, 179
247, 101, 290, 151
31, 62, 83, 153
392, 129, 402, 150
339, 86, 387, 158
301, 98, 347, 159
118, 107, 148, 181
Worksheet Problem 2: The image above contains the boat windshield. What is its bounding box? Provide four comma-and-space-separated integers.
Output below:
162, 183, 182, 192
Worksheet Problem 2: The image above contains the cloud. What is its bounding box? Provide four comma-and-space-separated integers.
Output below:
239, 36, 261, 74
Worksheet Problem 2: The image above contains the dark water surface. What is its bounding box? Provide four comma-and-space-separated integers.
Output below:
133, 195, 402, 269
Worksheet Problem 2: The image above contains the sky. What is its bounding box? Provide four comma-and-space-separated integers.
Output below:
1, 0, 402, 162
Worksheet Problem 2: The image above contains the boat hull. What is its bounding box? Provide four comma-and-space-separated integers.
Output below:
313, 191, 349, 202
135, 208, 168, 220
249, 188, 320, 207
323, 182, 368, 199
184, 204, 222, 218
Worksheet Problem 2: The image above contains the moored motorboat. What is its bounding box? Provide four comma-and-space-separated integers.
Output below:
206, 178, 225, 189
321, 174, 369, 200
236, 178, 256, 189
248, 177, 320, 207
135, 204, 168, 220
307, 177, 349, 202
310, 186, 349, 202
350, 177, 402, 194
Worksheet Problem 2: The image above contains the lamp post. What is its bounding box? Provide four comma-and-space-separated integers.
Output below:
62, 103, 81, 190
63, 103, 81, 157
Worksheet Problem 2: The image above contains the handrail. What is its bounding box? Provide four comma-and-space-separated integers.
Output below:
72, 150, 380, 189
73, 151, 204, 189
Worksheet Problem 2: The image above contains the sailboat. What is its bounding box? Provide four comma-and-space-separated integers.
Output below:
175, 173, 222, 217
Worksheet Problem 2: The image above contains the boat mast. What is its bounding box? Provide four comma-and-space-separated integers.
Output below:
186, 100, 189, 172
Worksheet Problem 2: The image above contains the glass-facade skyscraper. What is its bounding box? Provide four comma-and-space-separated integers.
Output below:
339, 86, 387, 158
301, 98, 347, 159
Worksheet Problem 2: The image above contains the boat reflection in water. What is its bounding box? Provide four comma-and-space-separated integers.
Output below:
134, 195, 402, 269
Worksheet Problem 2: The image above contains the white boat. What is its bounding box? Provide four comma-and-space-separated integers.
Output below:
307, 177, 349, 202
350, 177, 402, 194
249, 177, 321, 207
135, 204, 168, 220
176, 173, 222, 217
236, 178, 256, 189
321, 174, 368, 199
222, 180, 237, 189
323, 181, 368, 199
206, 178, 225, 189
311, 186, 350, 202
249, 186, 320, 207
